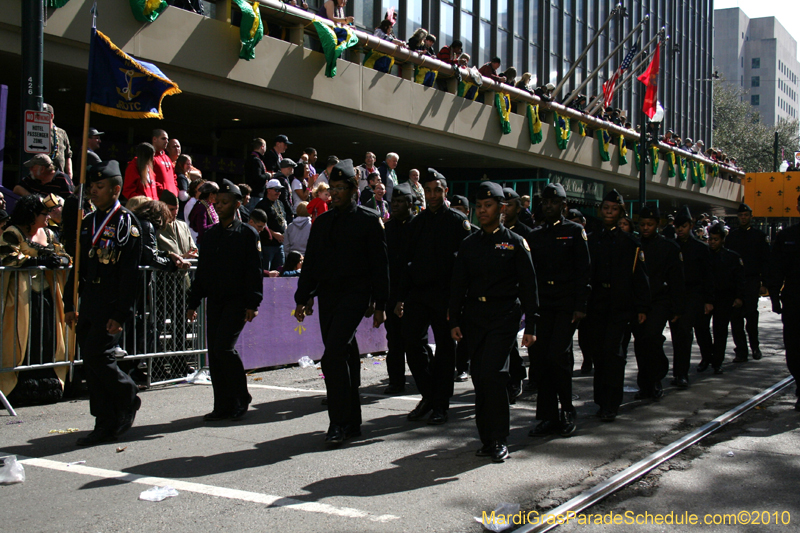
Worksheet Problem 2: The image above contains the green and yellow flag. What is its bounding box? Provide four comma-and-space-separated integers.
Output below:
314, 20, 359, 77
364, 50, 395, 73
650, 146, 659, 174
634, 143, 641, 170
458, 80, 481, 101
688, 160, 698, 184
232, 0, 264, 60
666, 151, 676, 178
698, 163, 707, 187
495, 93, 512, 135
130, 0, 168, 23
414, 66, 438, 87
618, 136, 628, 165
596, 129, 611, 161
526, 104, 542, 144
578, 122, 586, 137
553, 113, 571, 150
678, 157, 687, 181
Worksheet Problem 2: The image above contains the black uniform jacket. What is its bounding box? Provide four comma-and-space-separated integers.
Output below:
726, 225, 770, 281
587, 226, 650, 314
768, 223, 800, 305
187, 219, 263, 311
449, 225, 539, 334
385, 213, 415, 302
64, 204, 142, 324
711, 247, 746, 302
401, 206, 472, 303
139, 219, 177, 272
677, 234, 714, 304
641, 233, 686, 316
526, 216, 591, 313
295, 203, 389, 311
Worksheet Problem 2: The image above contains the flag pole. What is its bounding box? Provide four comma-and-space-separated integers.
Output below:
562, 14, 649, 107
552, 3, 622, 99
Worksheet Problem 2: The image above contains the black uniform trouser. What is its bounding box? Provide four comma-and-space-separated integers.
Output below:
782, 305, 800, 397
455, 340, 470, 374
318, 290, 369, 427
577, 321, 591, 370
384, 300, 406, 387
403, 299, 455, 410
508, 315, 527, 385
731, 278, 761, 357
670, 292, 712, 378
697, 298, 735, 369
76, 309, 139, 431
206, 299, 251, 414
632, 300, 671, 394
532, 309, 576, 422
583, 309, 630, 413
464, 304, 520, 444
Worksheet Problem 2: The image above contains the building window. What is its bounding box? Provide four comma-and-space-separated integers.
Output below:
751, 76, 760, 87
440, 2, 454, 51
407, 0, 422, 32
751, 94, 760, 105
479, 20, 492, 65
460, 10, 474, 58
752, 57, 760, 69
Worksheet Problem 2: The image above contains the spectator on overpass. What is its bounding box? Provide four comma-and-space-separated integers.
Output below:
436, 39, 462, 65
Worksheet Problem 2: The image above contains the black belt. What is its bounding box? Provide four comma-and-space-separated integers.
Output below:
471, 296, 516, 303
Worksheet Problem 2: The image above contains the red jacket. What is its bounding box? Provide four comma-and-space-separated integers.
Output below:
152, 152, 179, 196
123, 158, 159, 200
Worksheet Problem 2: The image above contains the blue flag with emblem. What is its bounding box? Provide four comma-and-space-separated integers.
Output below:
86, 28, 181, 119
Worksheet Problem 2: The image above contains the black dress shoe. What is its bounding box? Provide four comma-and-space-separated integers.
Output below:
752, 348, 763, 360
713, 367, 724, 375
559, 408, 577, 438
383, 385, 406, 395
674, 376, 689, 389
580, 364, 593, 375
598, 409, 617, 422
407, 399, 432, 421
454, 372, 470, 382
476, 444, 492, 457
427, 408, 448, 425
732, 355, 748, 363
116, 396, 142, 436
325, 425, 345, 446
343, 424, 362, 440
490, 441, 509, 463
696, 361, 710, 373
653, 383, 664, 399
528, 420, 559, 437
203, 410, 231, 422
230, 403, 249, 421
76, 428, 117, 446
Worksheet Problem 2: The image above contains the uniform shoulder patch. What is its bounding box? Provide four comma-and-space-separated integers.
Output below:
130, 226, 140, 238
462, 219, 471, 231
639, 250, 645, 262
679, 252, 684, 261
581, 229, 587, 241
522, 239, 530, 252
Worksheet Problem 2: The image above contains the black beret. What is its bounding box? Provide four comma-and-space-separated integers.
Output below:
567, 208, 585, 220
393, 182, 414, 202
474, 181, 504, 201
737, 203, 752, 213
602, 189, 624, 205
218, 179, 242, 199
542, 183, 567, 199
674, 205, 693, 227
708, 221, 727, 237
639, 203, 660, 220
450, 194, 469, 208
422, 168, 447, 187
329, 159, 356, 182
502, 187, 520, 201
89, 160, 121, 183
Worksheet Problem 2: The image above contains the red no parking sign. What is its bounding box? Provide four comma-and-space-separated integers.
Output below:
24, 109, 52, 154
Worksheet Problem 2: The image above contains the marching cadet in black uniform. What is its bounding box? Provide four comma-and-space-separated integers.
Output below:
767, 194, 800, 410
187, 180, 262, 421
384, 182, 416, 394
449, 181, 538, 462
64, 160, 142, 446
450, 194, 478, 383
294, 160, 389, 446
501, 187, 534, 400
696, 223, 745, 374
583, 190, 649, 422
633, 205, 685, 399
527, 183, 590, 437
726, 203, 770, 362
670, 206, 714, 387
399, 169, 472, 425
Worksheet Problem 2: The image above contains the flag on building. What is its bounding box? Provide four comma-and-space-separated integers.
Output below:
414, 65, 438, 87
314, 21, 360, 77
618, 135, 628, 165
596, 129, 611, 161
602, 45, 637, 109
637, 45, 661, 119
129, 0, 168, 23
495, 93, 512, 135
232, 0, 264, 60
527, 104, 542, 144
86, 29, 181, 119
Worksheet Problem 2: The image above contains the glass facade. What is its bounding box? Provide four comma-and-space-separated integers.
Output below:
354, 0, 713, 141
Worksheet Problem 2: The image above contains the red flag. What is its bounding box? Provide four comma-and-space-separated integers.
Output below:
637, 46, 660, 118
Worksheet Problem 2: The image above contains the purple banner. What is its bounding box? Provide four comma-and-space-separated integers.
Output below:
236, 277, 389, 370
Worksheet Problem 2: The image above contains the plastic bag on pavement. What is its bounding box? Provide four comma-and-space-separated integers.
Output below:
186, 369, 211, 384
298, 356, 315, 368
139, 486, 179, 502
474, 503, 520, 532
0, 455, 25, 484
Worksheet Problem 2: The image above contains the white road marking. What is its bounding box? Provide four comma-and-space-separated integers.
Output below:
10, 455, 398, 522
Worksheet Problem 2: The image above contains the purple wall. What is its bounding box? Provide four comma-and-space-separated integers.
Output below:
236, 277, 389, 370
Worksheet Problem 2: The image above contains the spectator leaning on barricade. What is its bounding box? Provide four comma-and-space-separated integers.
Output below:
406, 28, 428, 52
378, 152, 399, 202
151, 129, 179, 196
131, 200, 191, 272
157, 190, 197, 260
436, 39, 462, 64
189, 181, 219, 247
374, 19, 404, 46
281, 251, 304, 277
458, 53, 471, 67
14, 154, 74, 199
316, 0, 353, 26
479, 57, 506, 83
45, 103, 73, 179
307, 182, 330, 222
284, 201, 311, 256
0, 194, 72, 406
123, 143, 159, 201
183, 178, 205, 228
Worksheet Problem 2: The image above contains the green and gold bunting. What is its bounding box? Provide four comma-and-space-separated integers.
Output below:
232, 0, 264, 60
527, 104, 542, 144
618, 136, 628, 165
495, 93, 512, 135
596, 129, 611, 161
364, 50, 395, 73
458, 80, 481, 101
711, 163, 720, 178
650, 146, 659, 174
688, 160, 697, 184
553, 113, 571, 150
634, 143, 641, 170
130, 0, 168, 23
678, 157, 687, 181
315, 20, 359, 76
666, 151, 676, 177
698, 163, 707, 187
414, 65, 438, 87
578, 122, 586, 137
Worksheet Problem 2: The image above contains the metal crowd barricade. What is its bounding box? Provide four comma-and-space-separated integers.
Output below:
0, 265, 207, 414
